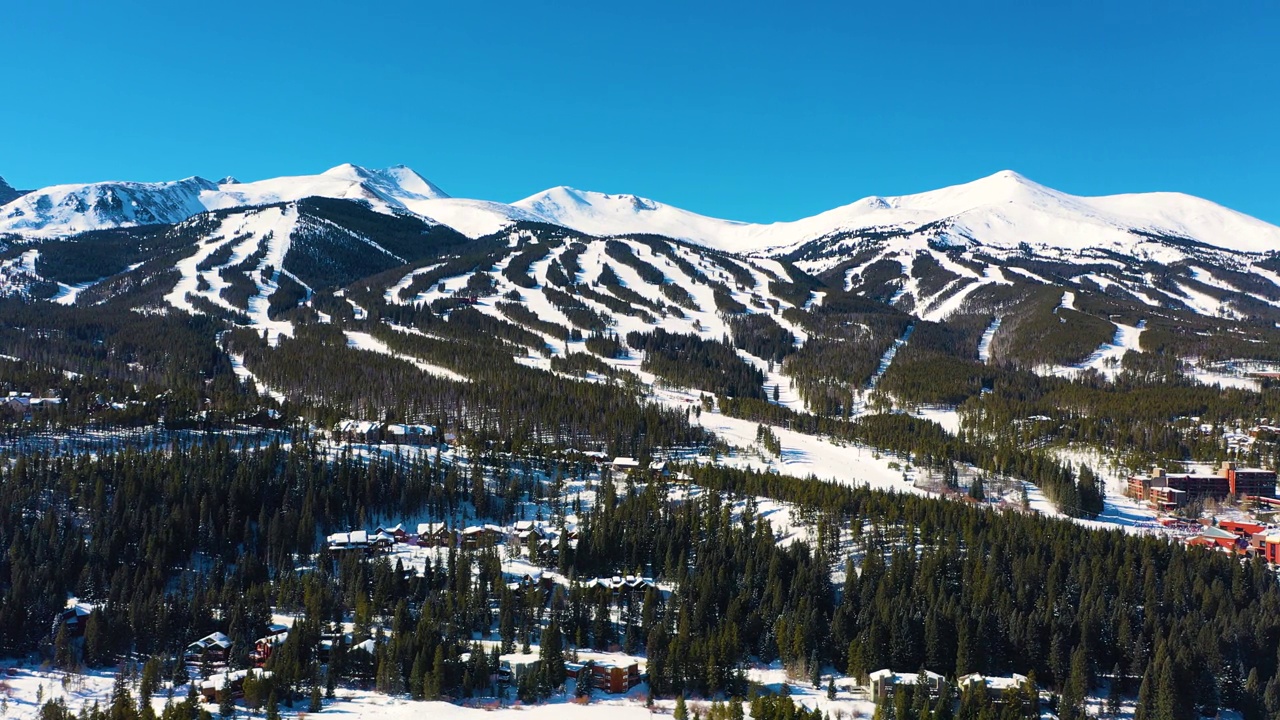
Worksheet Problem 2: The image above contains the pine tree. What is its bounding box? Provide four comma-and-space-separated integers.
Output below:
541, 621, 566, 690
218, 675, 234, 720
1134, 664, 1154, 720
1154, 655, 1180, 720
675, 693, 688, 720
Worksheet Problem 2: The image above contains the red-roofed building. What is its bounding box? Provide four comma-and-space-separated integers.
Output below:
1219, 520, 1266, 538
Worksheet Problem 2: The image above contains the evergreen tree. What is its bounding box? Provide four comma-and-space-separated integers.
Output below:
541, 621, 566, 690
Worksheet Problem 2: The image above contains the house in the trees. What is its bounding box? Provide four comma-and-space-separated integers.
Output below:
416, 522, 457, 547
370, 530, 396, 550
250, 625, 289, 667
53, 602, 94, 638
335, 420, 381, 444
461, 524, 503, 549
609, 457, 641, 478
375, 523, 408, 543
869, 669, 946, 701
185, 631, 233, 665
384, 424, 436, 445
327, 530, 371, 552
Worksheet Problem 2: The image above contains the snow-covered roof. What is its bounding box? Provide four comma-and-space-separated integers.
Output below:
327, 530, 370, 546
188, 631, 232, 650
957, 673, 1030, 691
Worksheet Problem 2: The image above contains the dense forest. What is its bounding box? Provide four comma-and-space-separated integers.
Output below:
0, 443, 1275, 720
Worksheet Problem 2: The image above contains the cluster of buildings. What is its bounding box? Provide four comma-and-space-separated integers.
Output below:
498, 655, 644, 694
324, 519, 576, 556
868, 669, 1041, 707
3, 391, 63, 420
1126, 463, 1277, 511
1182, 519, 1280, 564
332, 420, 437, 445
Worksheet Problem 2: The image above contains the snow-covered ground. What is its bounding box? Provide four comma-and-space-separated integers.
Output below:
343, 330, 470, 383
1045, 319, 1145, 380
976, 316, 1001, 363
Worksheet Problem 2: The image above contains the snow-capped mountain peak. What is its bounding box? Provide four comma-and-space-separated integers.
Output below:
0, 164, 453, 238
3, 164, 1278, 268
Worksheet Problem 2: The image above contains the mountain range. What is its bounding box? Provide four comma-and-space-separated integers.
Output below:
5, 164, 1279, 257
2, 162, 1279, 415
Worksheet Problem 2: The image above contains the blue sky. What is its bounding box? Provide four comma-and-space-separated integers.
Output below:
2, 1, 1277, 223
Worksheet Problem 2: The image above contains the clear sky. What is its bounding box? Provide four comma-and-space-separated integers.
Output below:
1, 0, 1277, 224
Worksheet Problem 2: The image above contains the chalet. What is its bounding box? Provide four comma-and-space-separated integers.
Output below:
461, 524, 504, 549
566, 660, 643, 694
335, 420, 381, 444
609, 457, 641, 477
869, 669, 946, 701
513, 520, 550, 544
370, 530, 396, 549
200, 669, 273, 702
249, 626, 289, 667
505, 570, 555, 595
185, 631, 232, 664
327, 530, 370, 552
416, 522, 457, 547
53, 602, 93, 637
384, 424, 436, 445
375, 523, 408, 543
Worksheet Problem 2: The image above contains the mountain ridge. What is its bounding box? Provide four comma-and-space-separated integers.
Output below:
4, 165, 1277, 262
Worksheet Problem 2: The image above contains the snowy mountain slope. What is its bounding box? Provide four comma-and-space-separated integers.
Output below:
0, 177, 28, 206
0, 176, 219, 238
9, 166, 1280, 261
0, 164, 461, 239
514, 171, 1280, 259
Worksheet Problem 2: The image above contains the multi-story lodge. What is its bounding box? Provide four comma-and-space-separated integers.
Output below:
1127, 463, 1276, 510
